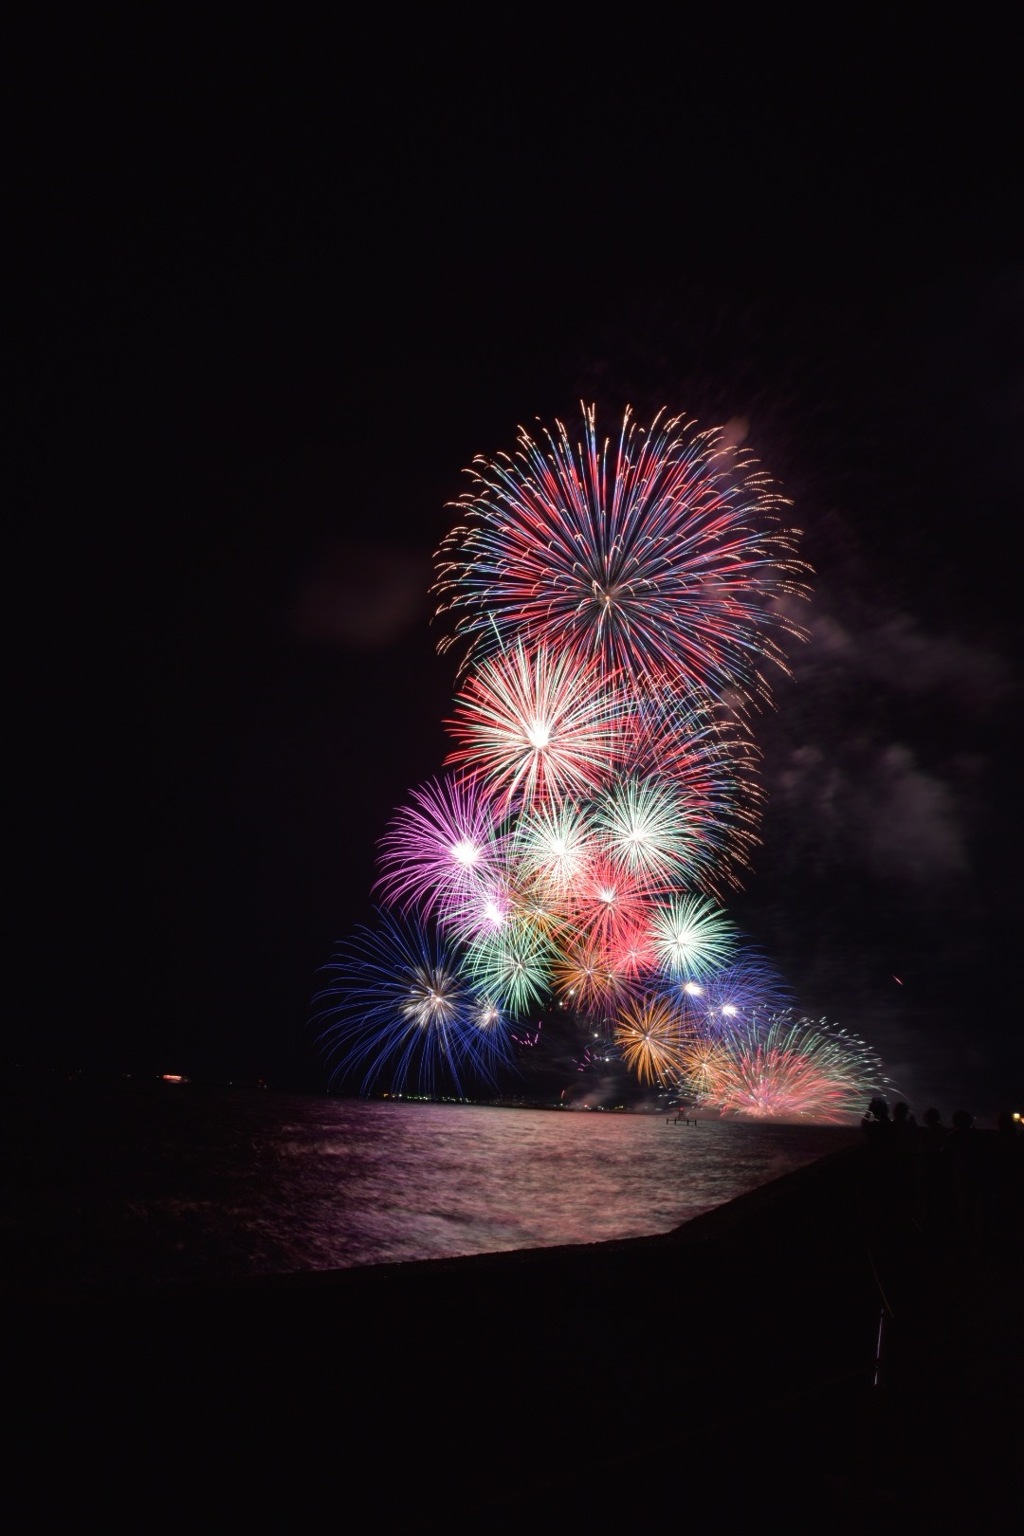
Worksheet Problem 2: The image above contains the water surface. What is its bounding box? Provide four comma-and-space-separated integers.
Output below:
1, 1075, 860, 1296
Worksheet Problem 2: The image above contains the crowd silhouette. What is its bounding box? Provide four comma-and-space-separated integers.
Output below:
860, 1098, 1023, 1254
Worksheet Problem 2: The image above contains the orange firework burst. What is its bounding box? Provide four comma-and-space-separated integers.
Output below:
613, 996, 693, 1086
551, 935, 634, 1020
677, 1031, 731, 1099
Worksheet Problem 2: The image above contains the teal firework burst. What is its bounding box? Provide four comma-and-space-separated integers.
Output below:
462, 920, 555, 1016
648, 894, 739, 981
591, 773, 700, 892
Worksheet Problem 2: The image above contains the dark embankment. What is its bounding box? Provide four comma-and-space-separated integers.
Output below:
9, 1141, 1021, 1527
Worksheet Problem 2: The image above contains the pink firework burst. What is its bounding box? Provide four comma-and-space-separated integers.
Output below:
710, 1012, 890, 1123
564, 854, 652, 954
602, 916, 658, 980
374, 774, 507, 926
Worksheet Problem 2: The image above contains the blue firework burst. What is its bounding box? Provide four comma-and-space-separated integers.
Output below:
311, 910, 518, 1098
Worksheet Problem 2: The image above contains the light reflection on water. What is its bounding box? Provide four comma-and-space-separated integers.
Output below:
1, 1078, 860, 1294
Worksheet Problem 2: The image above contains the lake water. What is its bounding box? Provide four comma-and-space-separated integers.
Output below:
1, 1071, 860, 1297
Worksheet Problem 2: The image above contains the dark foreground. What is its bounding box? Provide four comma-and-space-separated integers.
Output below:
9, 1139, 1022, 1528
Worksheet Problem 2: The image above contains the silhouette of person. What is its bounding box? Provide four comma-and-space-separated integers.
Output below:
861, 1097, 892, 1137
860, 1097, 902, 1231
888, 1101, 918, 1220
892, 1101, 917, 1133
942, 1109, 985, 1242
920, 1105, 945, 1138
987, 1110, 1024, 1255
916, 1107, 949, 1237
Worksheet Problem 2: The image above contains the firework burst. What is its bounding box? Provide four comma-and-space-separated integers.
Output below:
648, 894, 739, 981
462, 920, 555, 1016
444, 640, 629, 810
673, 955, 794, 1033
591, 773, 700, 893
613, 996, 692, 1086
512, 797, 596, 902
374, 774, 507, 927
550, 934, 638, 1021
709, 1011, 890, 1123
565, 853, 653, 956
623, 695, 765, 895
676, 1031, 731, 1101
434, 403, 810, 708
311, 911, 517, 1098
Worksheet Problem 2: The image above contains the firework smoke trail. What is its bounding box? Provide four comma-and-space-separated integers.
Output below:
433, 404, 810, 709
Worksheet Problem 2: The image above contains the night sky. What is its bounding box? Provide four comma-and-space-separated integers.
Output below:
15, 16, 1021, 1117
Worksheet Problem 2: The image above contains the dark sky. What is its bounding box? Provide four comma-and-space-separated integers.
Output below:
15, 15, 1022, 1116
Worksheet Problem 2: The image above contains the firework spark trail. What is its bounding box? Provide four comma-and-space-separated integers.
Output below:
433, 404, 810, 709
563, 852, 654, 955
